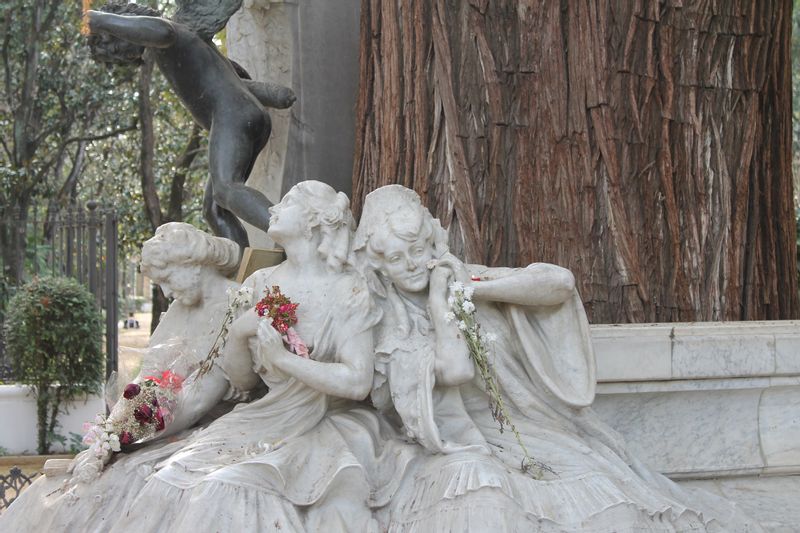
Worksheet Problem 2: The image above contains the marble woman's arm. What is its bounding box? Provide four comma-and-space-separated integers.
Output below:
257, 320, 374, 401
218, 310, 263, 392
440, 255, 575, 307
156, 366, 229, 438
472, 263, 575, 306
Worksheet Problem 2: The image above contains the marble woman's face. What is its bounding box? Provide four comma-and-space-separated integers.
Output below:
378, 234, 435, 293
149, 263, 202, 306
267, 190, 307, 244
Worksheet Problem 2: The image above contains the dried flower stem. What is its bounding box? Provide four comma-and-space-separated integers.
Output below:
449, 284, 555, 479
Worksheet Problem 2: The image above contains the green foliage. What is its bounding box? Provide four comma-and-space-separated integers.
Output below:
3, 276, 104, 454
2, 0, 208, 287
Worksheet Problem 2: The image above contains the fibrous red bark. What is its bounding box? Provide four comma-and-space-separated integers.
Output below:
353, 0, 799, 323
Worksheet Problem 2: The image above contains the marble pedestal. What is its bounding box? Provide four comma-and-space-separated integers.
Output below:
591, 321, 800, 532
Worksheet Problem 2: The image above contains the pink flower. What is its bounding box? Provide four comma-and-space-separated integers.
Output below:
285, 327, 310, 359
123, 383, 140, 399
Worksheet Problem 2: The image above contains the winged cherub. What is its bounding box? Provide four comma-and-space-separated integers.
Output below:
86, 1, 295, 249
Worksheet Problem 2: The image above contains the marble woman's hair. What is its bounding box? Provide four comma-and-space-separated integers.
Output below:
353, 185, 449, 272
291, 180, 355, 273
140, 222, 240, 277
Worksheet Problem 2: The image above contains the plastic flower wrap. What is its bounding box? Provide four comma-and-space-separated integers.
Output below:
255, 285, 309, 358
83, 370, 184, 460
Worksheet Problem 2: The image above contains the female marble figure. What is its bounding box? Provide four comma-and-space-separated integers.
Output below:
1, 183, 415, 532
0, 222, 241, 530
354, 185, 761, 532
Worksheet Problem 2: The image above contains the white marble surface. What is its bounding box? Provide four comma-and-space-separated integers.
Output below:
592, 327, 671, 381
591, 321, 800, 383
593, 320, 800, 483
775, 334, 800, 374
759, 387, 800, 468
593, 388, 765, 476
679, 476, 800, 533
671, 334, 775, 378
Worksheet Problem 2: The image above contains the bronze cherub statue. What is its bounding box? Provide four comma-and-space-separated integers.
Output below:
86, 1, 295, 249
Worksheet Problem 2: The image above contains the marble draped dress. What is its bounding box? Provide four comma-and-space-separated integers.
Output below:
0, 268, 417, 533
372, 264, 763, 533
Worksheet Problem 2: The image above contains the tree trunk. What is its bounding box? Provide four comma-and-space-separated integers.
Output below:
353, 0, 799, 323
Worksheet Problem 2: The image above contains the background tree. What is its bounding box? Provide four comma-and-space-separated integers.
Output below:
353, 0, 799, 323
0, 0, 136, 286
2, 0, 209, 334
4, 277, 104, 454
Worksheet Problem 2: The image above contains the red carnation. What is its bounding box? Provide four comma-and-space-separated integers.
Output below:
119, 431, 134, 445
133, 404, 153, 424
154, 408, 166, 431
123, 383, 140, 399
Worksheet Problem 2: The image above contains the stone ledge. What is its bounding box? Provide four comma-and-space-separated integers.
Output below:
591, 320, 800, 382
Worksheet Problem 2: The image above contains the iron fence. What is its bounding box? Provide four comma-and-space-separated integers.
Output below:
0, 202, 118, 381
0, 467, 37, 512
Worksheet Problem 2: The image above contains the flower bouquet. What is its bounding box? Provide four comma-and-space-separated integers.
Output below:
82, 370, 184, 459
255, 285, 309, 358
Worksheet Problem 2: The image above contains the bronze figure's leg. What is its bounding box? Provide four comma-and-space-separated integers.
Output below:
205, 110, 272, 246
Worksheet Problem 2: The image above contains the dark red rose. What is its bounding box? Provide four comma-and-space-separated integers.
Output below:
151, 397, 159, 407
133, 404, 153, 424
123, 383, 141, 399
154, 408, 165, 431
119, 431, 134, 445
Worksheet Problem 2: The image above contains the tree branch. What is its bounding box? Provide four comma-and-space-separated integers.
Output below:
138, 53, 162, 230
167, 123, 203, 222
63, 122, 138, 145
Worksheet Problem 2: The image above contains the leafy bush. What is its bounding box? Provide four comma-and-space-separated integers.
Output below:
3, 277, 104, 454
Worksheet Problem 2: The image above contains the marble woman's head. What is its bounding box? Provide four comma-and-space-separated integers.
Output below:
267, 180, 355, 273
354, 185, 449, 293
141, 222, 239, 305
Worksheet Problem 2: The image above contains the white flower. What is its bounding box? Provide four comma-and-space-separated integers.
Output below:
484, 332, 498, 343
462, 300, 476, 314
447, 295, 457, 307
227, 286, 253, 308
108, 434, 121, 452
457, 321, 468, 331
444, 312, 456, 323
449, 281, 465, 293
463, 286, 475, 299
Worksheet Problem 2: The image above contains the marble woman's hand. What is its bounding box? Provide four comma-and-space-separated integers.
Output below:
256, 319, 290, 368
231, 308, 259, 339
436, 253, 471, 285
428, 264, 453, 316
67, 448, 108, 485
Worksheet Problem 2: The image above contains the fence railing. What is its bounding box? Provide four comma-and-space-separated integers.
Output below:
0, 467, 37, 512
0, 202, 118, 380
